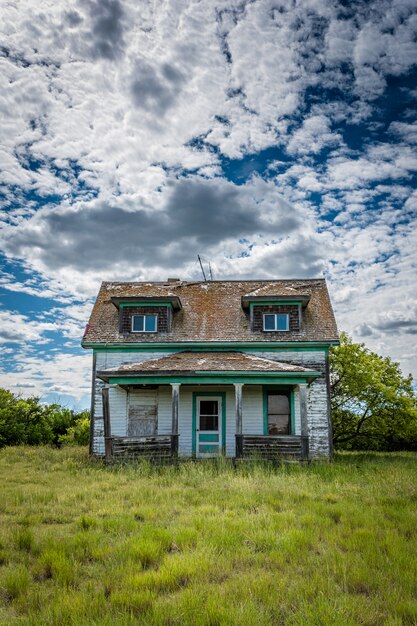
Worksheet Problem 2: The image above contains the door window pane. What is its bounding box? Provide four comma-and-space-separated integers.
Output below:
267, 392, 290, 435
199, 400, 219, 431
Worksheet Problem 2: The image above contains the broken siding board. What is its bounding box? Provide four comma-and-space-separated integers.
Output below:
307, 379, 330, 458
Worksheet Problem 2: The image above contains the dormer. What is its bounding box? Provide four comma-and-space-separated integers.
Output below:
241, 294, 310, 335
111, 296, 182, 336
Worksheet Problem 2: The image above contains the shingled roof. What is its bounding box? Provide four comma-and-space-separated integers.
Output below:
82, 279, 338, 345
97, 351, 320, 380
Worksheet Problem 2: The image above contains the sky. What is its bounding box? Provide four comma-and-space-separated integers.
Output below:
1, 0, 417, 409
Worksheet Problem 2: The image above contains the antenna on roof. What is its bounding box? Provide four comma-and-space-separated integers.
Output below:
209, 263, 214, 281
197, 254, 207, 281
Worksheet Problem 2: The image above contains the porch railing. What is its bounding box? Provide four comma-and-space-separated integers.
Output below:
106, 434, 179, 461
236, 435, 309, 461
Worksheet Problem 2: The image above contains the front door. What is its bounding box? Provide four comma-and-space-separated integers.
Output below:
196, 396, 222, 457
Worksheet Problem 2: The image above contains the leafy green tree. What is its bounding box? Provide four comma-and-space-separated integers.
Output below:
0, 389, 52, 446
0, 389, 90, 447
330, 333, 417, 450
58, 412, 90, 446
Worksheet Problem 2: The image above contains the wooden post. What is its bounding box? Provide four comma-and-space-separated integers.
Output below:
234, 383, 243, 458
299, 383, 309, 460
88, 353, 97, 456
171, 383, 180, 456
325, 352, 334, 459
102, 386, 112, 459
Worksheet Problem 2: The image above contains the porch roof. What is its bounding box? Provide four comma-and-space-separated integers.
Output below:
97, 351, 321, 385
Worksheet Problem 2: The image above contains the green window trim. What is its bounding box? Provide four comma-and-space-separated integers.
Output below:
249, 301, 305, 314
86, 341, 337, 351
192, 391, 226, 456
263, 386, 295, 435
119, 302, 173, 309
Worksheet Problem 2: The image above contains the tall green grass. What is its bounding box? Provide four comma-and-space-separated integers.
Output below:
0, 447, 416, 625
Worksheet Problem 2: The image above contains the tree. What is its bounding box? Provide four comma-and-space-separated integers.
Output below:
330, 333, 417, 450
0, 389, 90, 447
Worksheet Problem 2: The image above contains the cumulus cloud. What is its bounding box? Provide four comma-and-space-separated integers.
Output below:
1, 0, 417, 402
0, 352, 91, 402
0, 310, 58, 344
1, 175, 306, 275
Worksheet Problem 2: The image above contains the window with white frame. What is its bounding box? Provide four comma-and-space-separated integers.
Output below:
263, 313, 289, 331
131, 314, 158, 332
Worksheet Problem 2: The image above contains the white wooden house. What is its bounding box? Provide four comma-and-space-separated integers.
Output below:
82, 279, 339, 460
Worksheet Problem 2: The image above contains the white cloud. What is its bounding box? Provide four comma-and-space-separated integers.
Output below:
0, 310, 58, 344
0, 352, 91, 403
286, 115, 343, 156
1, 0, 417, 400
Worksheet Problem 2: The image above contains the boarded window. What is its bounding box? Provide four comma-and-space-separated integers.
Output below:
128, 390, 157, 436
267, 392, 290, 435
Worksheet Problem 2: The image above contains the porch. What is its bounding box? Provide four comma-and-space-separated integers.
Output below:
100, 380, 313, 462
97, 350, 320, 462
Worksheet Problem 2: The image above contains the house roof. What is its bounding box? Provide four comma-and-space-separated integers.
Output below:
97, 351, 320, 380
82, 279, 338, 345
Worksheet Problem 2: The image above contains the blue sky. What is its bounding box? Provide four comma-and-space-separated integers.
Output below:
1, 0, 417, 408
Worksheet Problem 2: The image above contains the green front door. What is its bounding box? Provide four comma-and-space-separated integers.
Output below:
196, 396, 222, 457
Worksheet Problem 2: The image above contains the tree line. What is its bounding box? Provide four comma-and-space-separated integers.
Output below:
1, 333, 416, 451
0, 388, 89, 447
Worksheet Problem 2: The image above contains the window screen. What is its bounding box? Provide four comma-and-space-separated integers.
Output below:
132, 315, 157, 332
267, 392, 290, 435
263, 313, 289, 331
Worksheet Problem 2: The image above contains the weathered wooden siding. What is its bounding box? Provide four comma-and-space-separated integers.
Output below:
251, 351, 329, 458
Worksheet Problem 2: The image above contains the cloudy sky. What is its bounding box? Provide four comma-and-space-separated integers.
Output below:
1, 0, 417, 408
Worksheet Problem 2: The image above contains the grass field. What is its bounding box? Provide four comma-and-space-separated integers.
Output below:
0, 447, 416, 625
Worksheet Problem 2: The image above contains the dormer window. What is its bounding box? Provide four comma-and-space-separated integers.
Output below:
263, 313, 289, 332
132, 314, 158, 333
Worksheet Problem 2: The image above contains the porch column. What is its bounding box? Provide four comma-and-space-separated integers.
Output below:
171, 383, 181, 456
234, 383, 244, 458
299, 383, 309, 460
102, 386, 112, 460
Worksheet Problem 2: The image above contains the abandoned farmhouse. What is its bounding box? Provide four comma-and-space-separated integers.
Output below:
82, 279, 339, 460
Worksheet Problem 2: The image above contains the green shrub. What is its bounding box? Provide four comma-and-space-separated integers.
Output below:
0, 388, 89, 447
59, 415, 90, 446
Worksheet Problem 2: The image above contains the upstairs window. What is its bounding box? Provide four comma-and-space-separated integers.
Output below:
263, 313, 289, 331
131, 314, 158, 333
